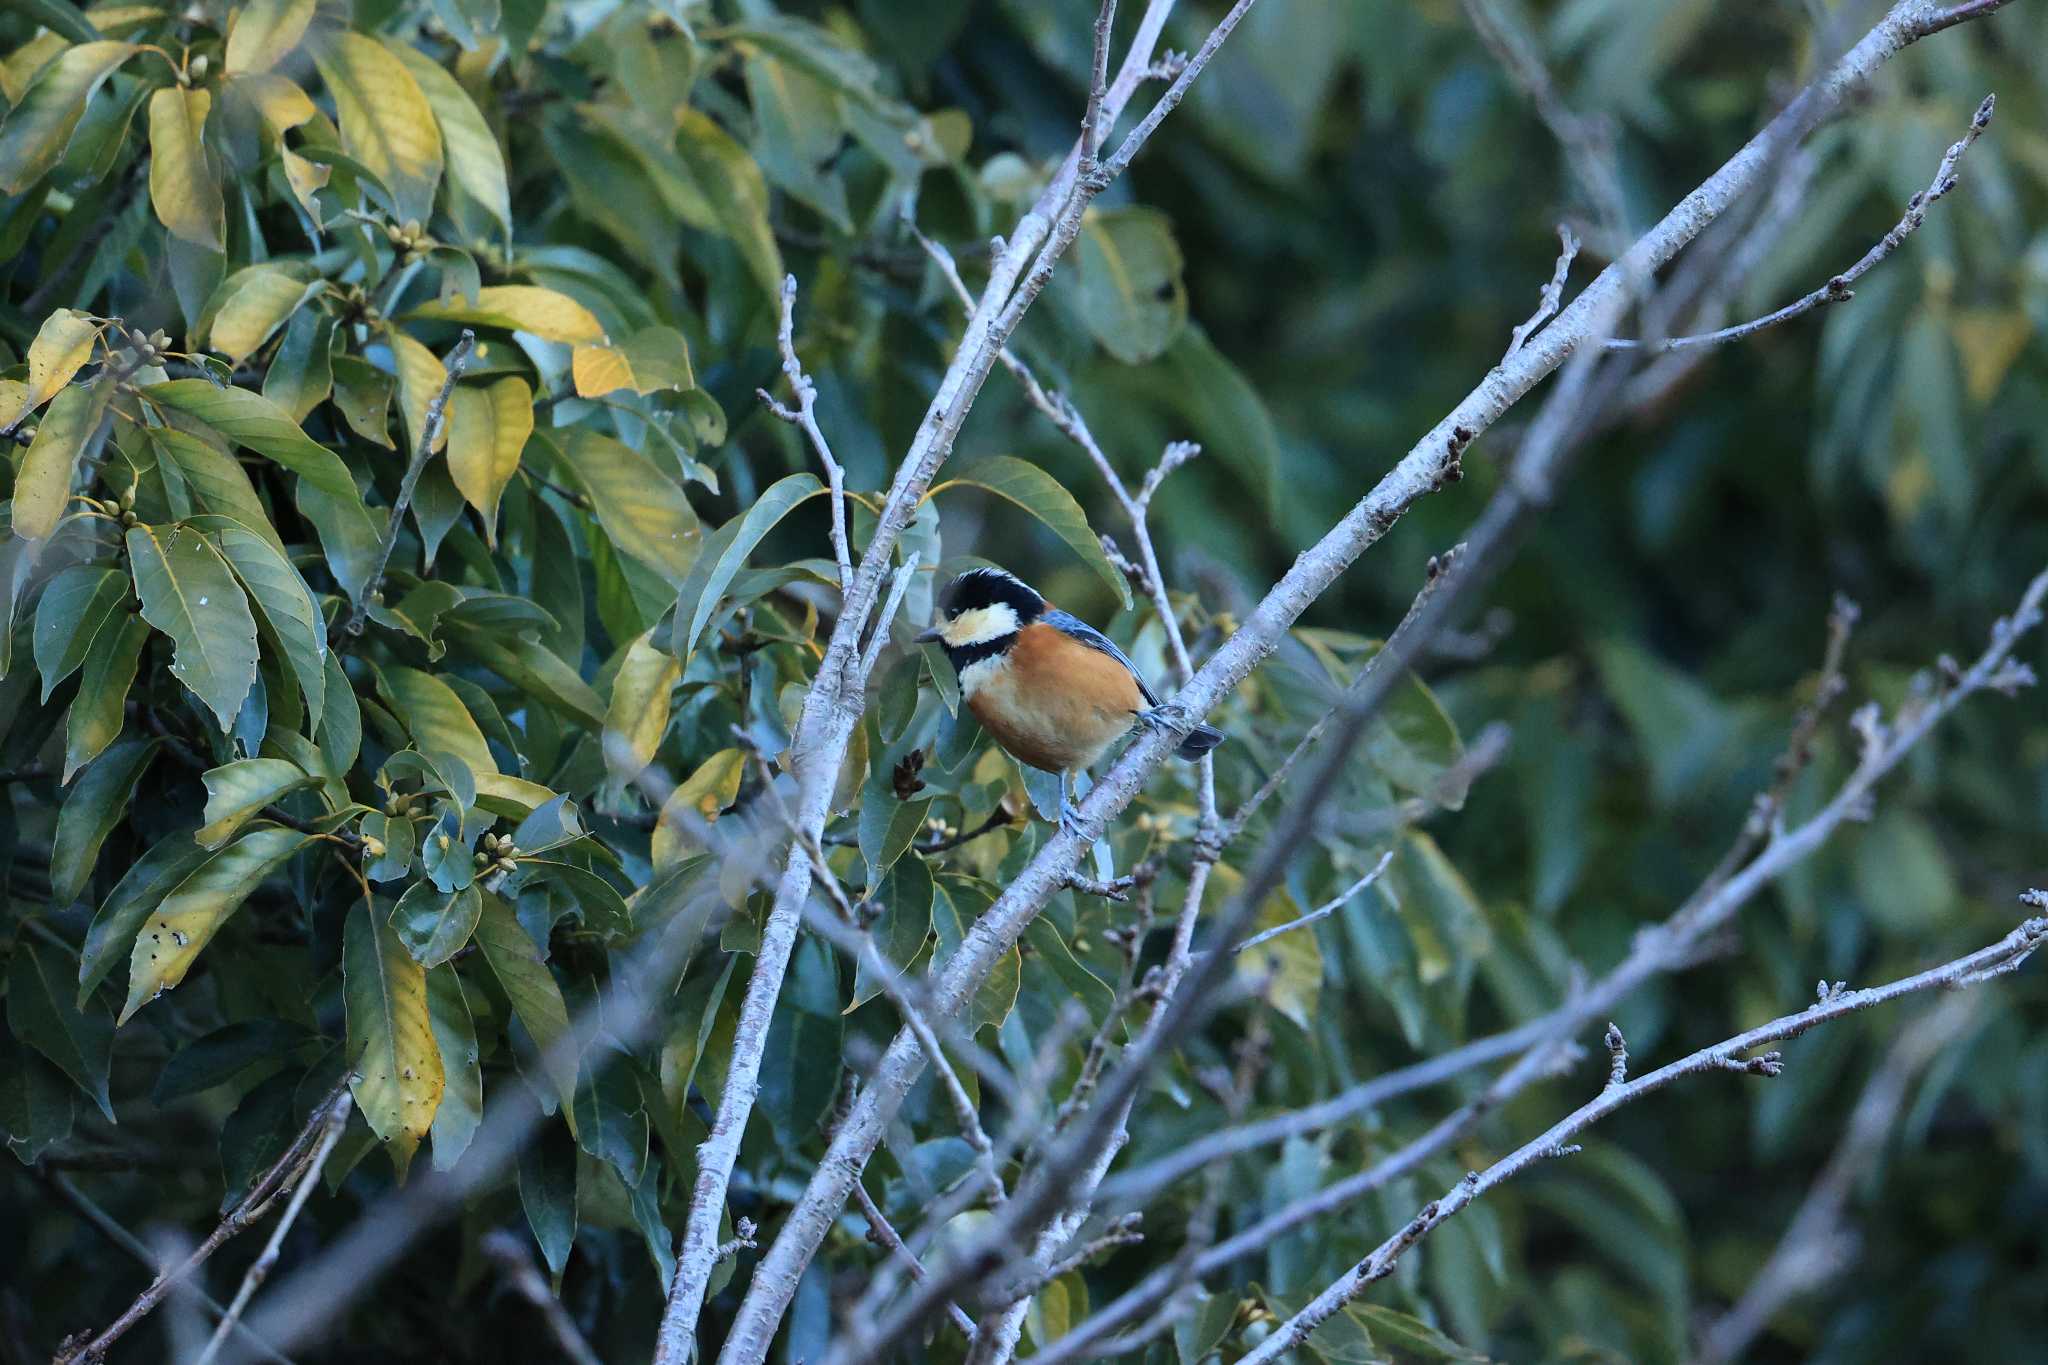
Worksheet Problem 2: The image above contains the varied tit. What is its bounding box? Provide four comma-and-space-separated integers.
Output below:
915, 568, 1224, 830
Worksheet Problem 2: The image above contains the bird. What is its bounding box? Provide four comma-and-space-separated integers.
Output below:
915, 567, 1224, 831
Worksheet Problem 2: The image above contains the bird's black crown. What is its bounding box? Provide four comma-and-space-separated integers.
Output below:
940, 568, 1045, 624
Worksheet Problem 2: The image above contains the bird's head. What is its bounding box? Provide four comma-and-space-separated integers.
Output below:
915, 568, 1045, 651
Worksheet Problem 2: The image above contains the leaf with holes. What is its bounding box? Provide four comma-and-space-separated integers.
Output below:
344, 899, 445, 1181
119, 827, 310, 1024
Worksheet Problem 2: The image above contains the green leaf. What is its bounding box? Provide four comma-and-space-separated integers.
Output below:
13, 381, 108, 541
379, 664, 498, 780
1348, 1306, 1486, 1360
445, 625, 605, 730
542, 428, 701, 585
425, 964, 482, 1170
331, 354, 396, 447
126, 524, 259, 732
1075, 207, 1187, 364
153, 1020, 313, 1104
0, 42, 138, 194
215, 523, 328, 732
385, 40, 511, 241
518, 862, 631, 937
475, 891, 577, 1116
673, 106, 783, 296
197, 757, 316, 849
344, 899, 444, 1181
50, 738, 159, 905
850, 856, 932, 1010
744, 54, 851, 230
142, 380, 358, 500
9, 940, 115, 1121
1226, 866, 1324, 1030
119, 827, 310, 1024
407, 285, 605, 343
33, 564, 125, 701
147, 86, 225, 249
296, 482, 384, 606
262, 307, 336, 423
930, 455, 1131, 608
226, 0, 316, 74
311, 32, 444, 225
204, 265, 323, 367
445, 376, 533, 543
63, 614, 148, 782
1592, 639, 1735, 805
572, 1056, 648, 1188
673, 472, 823, 663
151, 429, 286, 550
393, 880, 483, 967
518, 1115, 578, 1276
78, 834, 209, 1006
0, 1033, 76, 1164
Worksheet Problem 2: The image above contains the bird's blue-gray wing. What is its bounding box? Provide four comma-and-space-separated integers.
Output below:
1041, 609, 1159, 708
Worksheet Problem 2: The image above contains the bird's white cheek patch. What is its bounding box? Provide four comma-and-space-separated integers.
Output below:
943, 604, 1020, 648
957, 653, 1007, 699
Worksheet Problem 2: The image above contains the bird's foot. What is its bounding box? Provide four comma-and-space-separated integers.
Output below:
1138, 703, 1188, 735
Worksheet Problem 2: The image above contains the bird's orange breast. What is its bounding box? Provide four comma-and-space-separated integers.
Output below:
964, 621, 1145, 774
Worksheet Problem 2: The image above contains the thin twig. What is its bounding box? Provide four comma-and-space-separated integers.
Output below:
759, 274, 854, 597
851, 1183, 978, 1338
1233, 850, 1393, 954
343, 328, 474, 634
1605, 95, 1995, 353
481, 1230, 603, 1365
1504, 224, 1580, 359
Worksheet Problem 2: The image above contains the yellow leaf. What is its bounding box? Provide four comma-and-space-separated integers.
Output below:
230, 71, 329, 215
408, 285, 605, 344
147, 86, 224, 249
0, 32, 66, 108
604, 630, 681, 786
445, 375, 533, 542
386, 327, 450, 457
1218, 862, 1324, 1030
572, 343, 635, 398
311, 31, 444, 226
1, 309, 100, 432
120, 828, 309, 1024
225, 0, 315, 75
343, 900, 444, 1180
572, 326, 694, 397
13, 383, 108, 541
204, 265, 320, 366
653, 749, 745, 868
0, 41, 138, 194
1951, 309, 2032, 404
384, 38, 510, 239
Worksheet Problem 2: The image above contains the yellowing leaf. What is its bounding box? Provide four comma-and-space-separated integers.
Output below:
312, 31, 444, 225
12, 382, 108, 541
1221, 864, 1324, 1031
572, 344, 634, 398
119, 827, 309, 1023
673, 106, 782, 297
0, 42, 138, 194
408, 285, 605, 343
344, 900, 444, 1180
384, 39, 510, 240
232, 70, 327, 214
604, 630, 681, 786
147, 86, 225, 250
196, 757, 316, 849
386, 327, 451, 456
1950, 309, 2032, 404
543, 428, 701, 585
653, 749, 745, 867
225, 0, 316, 75
445, 375, 532, 542
1, 309, 101, 432
572, 326, 694, 397
204, 265, 323, 366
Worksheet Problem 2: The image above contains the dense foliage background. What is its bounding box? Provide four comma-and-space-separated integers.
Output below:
3, 0, 2046, 1361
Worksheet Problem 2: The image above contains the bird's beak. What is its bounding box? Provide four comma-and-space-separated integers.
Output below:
914, 626, 943, 645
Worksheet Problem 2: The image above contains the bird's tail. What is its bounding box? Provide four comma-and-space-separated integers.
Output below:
1175, 722, 1225, 760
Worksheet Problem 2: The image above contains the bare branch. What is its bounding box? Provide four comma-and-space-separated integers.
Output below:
851, 1184, 977, 1338
1234, 850, 1393, 955
759, 274, 854, 596
480, 1231, 602, 1365
1504, 224, 1580, 359
1606, 94, 1995, 353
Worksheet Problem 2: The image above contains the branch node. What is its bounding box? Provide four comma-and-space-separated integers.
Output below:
1603, 1022, 1629, 1088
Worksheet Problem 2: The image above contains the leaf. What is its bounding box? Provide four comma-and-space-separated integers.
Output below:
445, 626, 605, 730
64, 614, 148, 781
571, 325, 694, 397
604, 629, 680, 785
34, 564, 126, 701
930, 455, 1131, 608
386, 327, 450, 457
152, 429, 285, 549
1592, 639, 1735, 805
0, 42, 138, 194
78, 834, 209, 1006
311, 32, 444, 225
51, 738, 158, 905
652, 749, 745, 868
296, 482, 383, 606
9, 941, 115, 1121
0, 308, 99, 430
147, 86, 224, 249
0, 1033, 76, 1164
154, 1020, 313, 1104
344, 899, 444, 1181
226, 0, 315, 74
543, 428, 701, 585
385, 40, 510, 241
1225, 868, 1324, 1031
331, 354, 396, 447
1075, 206, 1187, 364
425, 965, 481, 1170
445, 376, 532, 542
408, 285, 604, 343
518, 1117, 578, 1276
673, 106, 783, 296
143, 381, 358, 499
13, 382, 108, 541
126, 524, 260, 732
393, 880, 483, 967
119, 827, 311, 1024
474, 892, 577, 1115
205, 265, 322, 367
850, 856, 932, 1010
672, 472, 823, 663
262, 307, 335, 422
197, 757, 316, 849
571, 1056, 648, 1188
1348, 1306, 1486, 1361
216, 524, 328, 732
